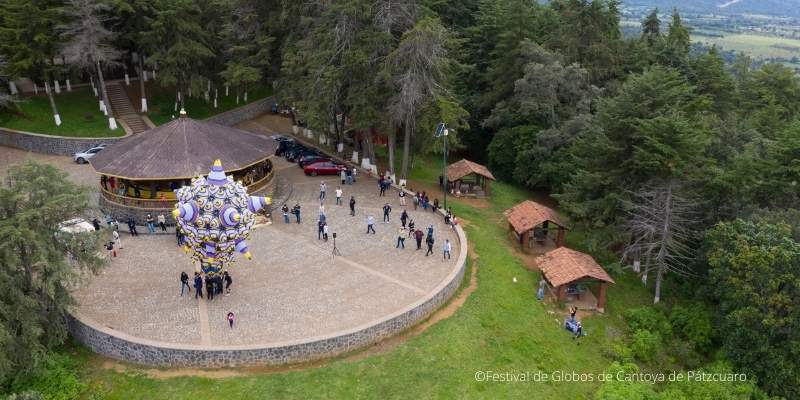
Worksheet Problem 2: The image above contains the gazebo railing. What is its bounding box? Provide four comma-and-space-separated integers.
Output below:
100, 170, 275, 209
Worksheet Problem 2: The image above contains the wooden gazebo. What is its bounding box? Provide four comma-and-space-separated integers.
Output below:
91, 112, 277, 224
536, 247, 615, 312
446, 159, 495, 198
504, 200, 567, 251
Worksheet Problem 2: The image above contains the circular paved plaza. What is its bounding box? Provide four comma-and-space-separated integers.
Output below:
72, 157, 463, 349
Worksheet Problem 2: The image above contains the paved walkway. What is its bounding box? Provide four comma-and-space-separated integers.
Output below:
73, 157, 461, 346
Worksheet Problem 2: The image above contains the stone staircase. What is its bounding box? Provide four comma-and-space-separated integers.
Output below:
106, 83, 148, 134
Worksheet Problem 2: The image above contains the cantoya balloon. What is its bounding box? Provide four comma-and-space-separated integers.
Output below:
173, 159, 270, 276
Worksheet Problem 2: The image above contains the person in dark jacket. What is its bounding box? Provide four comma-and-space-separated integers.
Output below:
425, 235, 435, 256
206, 277, 214, 301
349, 196, 356, 216
92, 218, 101, 231
194, 273, 203, 299
224, 271, 233, 295
127, 216, 138, 236
415, 229, 424, 250
180, 271, 190, 296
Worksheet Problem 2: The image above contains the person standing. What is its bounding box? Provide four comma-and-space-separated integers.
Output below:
180, 271, 191, 296
157, 213, 167, 232
432, 198, 439, 213
323, 222, 329, 241
443, 239, 451, 260
408, 219, 415, 237
396, 227, 406, 248
400, 210, 408, 228
194, 272, 203, 299
318, 219, 325, 240
379, 180, 387, 197
425, 235, 435, 256
224, 271, 233, 295
415, 229, 424, 250
319, 181, 327, 201
349, 196, 356, 216
146, 213, 155, 234
92, 217, 101, 231
112, 229, 122, 250
105, 241, 116, 258
346, 168, 353, 185
382, 203, 392, 223
282, 204, 290, 224
335, 187, 343, 205
351, 166, 357, 183
227, 311, 235, 329
293, 203, 302, 223
127, 217, 138, 236
206, 277, 214, 301
451, 215, 459, 231
176, 228, 183, 246
366, 215, 376, 234
399, 190, 406, 206
427, 224, 434, 238
340, 168, 346, 185
412, 193, 419, 210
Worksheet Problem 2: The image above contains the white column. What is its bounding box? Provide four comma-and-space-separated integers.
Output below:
108, 117, 118, 130
143, 70, 148, 81
141, 98, 148, 113
225, 85, 229, 96
235, 95, 239, 104
337, 143, 344, 153
33, 83, 38, 94
54, 80, 61, 93
351, 151, 359, 163
66, 79, 72, 91
243, 91, 248, 102
100, 100, 107, 115
174, 101, 178, 112
9, 81, 17, 95
152, 70, 156, 79
177, 91, 181, 101
54, 114, 62, 126
213, 97, 217, 108
44, 81, 50, 94
124, 74, 130, 86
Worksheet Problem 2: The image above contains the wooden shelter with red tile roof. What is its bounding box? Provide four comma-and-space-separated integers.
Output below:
446, 159, 495, 197
504, 200, 567, 251
536, 247, 615, 312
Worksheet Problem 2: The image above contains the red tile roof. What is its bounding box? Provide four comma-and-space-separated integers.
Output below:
536, 247, 615, 287
447, 159, 496, 182
503, 200, 566, 234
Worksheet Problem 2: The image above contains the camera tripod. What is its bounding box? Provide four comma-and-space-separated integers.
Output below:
332, 232, 341, 257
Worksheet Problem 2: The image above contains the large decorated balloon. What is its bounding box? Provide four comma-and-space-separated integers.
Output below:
173, 159, 270, 276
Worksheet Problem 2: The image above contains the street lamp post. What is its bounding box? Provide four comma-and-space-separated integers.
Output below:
435, 122, 448, 211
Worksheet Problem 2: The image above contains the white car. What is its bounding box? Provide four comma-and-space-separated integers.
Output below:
73, 144, 107, 164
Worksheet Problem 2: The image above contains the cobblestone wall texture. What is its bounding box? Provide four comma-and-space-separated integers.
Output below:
68, 223, 467, 367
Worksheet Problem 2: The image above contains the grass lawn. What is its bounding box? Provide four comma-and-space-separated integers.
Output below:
142, 84, 273, 126
69, 155, 656, 399
0, 88, 124, 137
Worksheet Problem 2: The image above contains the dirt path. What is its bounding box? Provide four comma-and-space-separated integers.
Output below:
97, 253, 480, 380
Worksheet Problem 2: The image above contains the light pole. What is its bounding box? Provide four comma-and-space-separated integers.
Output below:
435, 122, 448, 210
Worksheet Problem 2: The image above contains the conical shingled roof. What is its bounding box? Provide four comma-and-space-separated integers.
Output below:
90, 116, 277, 179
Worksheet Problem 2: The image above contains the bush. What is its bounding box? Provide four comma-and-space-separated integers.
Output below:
623, 307, 672, 338
666, 339, 704, 370
10, 354, 84, 400
7, 392, 44, 400
630, 329, 661, 363
669, 304, 714, 350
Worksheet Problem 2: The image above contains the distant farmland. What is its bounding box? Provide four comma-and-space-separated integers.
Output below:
693, 32, 800, 60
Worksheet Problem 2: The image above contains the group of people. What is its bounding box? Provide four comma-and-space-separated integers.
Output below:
339, 166, 358, 185
181, 270, 233, 301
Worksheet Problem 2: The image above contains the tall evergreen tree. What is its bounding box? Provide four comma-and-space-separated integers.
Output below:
0, 0, 63, 126
0, 161, 106, 386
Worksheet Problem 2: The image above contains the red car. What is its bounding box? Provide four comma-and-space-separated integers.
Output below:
304, 161, 345, 176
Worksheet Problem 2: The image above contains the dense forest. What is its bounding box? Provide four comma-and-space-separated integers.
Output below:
1, 0, 799, 398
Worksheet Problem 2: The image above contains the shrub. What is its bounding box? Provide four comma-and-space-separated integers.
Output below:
630, 329, 661, 363
10, 354, 84, 400
623, 307, 672, 338
7, 392, 44, 400
669, 304, 714, 350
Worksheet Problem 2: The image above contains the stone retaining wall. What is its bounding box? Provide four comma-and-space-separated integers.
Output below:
0, 127, 126, 156
68, 222, 468, 367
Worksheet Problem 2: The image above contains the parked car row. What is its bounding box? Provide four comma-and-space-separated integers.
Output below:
273, 135, 346, 176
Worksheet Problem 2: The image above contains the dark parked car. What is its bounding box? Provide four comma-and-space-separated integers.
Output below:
298, 155, 331, 168
287, 148, 319, 163
283, 143, 308, 161
276, 139, 298, 156
304, 161, 345, 176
